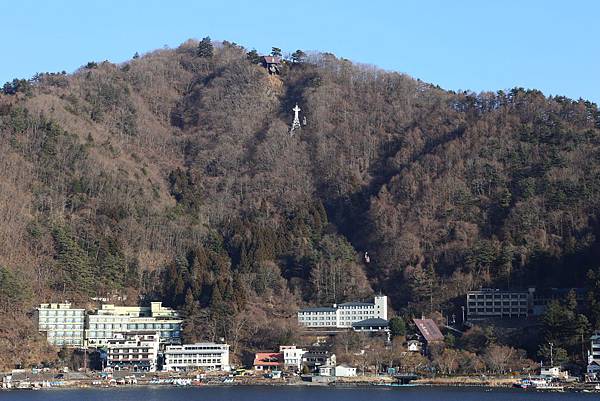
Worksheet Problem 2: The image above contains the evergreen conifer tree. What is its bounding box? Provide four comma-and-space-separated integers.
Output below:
246, 49, 261, 64
197, 36, 214, 58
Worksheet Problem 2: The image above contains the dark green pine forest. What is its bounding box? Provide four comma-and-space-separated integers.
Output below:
1, 39, 600, 369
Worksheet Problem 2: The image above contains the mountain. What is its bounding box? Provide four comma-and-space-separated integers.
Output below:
1, 39, 600, 368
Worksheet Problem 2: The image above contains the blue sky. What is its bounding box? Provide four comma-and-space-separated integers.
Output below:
1, 0, 598, 103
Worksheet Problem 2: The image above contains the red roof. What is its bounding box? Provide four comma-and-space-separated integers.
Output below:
262, 56, 281, 64
413, 318, 444, 342
253, 352, 283, 367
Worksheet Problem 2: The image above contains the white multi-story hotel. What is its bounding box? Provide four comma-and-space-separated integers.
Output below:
163, 343, 230, 372
106, 331, 160, 371
297, 295, 388, 328
86, 302, 183, 347
36, 301, 183, 349
36, 303, 85, 347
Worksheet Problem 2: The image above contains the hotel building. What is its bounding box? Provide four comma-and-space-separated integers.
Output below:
466, 289, 533, 320
163, 343, 230, 372
106, 331, 160, 371
297, 295, 388, 328
85, 302, 182, 347
36, 303, 85, 347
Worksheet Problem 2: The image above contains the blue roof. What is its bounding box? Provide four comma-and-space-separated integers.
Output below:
299, 307, 336, 313
338, 302, 373, 307
351, 318, 389, 327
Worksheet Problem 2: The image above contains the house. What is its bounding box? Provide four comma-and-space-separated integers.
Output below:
163, 343, 230, 372
280, 345, 305, 371
303, 350, 336, 373
351, 318, 389, 332
587, 333, 600, 375
106, 331, 160, 371
318, 365, 334, 376
261, 56, 281, 74
36, 303, 85, 347
298, 295, 388, 328
413, 318, 444, 354
1, 375, 12, 389
253, 352, 284, 371
406, 339, 422, 352
334, 364, 357, 377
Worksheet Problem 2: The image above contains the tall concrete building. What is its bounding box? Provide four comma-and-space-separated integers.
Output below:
466, 288, 533, 320
36, 303, 85, 347
297, 295, 388, 328
86, 302, 182, 347
106, 331, 160, 371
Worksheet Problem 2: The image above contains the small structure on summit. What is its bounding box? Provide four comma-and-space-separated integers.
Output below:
261, 56, 281, 75
290, 104, 302, 134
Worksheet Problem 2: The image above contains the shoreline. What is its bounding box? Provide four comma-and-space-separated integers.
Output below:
2, 375, 599, 393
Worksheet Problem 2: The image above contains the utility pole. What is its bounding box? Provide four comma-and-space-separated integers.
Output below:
549, 342, 554, 367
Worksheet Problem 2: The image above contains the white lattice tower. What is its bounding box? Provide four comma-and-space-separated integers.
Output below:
290, 104, 301, 134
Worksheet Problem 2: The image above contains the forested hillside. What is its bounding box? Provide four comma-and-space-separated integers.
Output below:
1, 39, 600, 368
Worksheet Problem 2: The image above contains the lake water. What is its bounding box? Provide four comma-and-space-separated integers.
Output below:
0, 386, 595, 401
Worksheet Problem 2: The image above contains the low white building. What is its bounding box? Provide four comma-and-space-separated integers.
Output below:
334, 364, 357, 377
280, 345, 305, 371
163, 343, 230, 372
318, 365, 334, 376
540, 366, 569, 380
298, 295, 388, 328
1, 375, 12, 389
106, 331, 160, 371
351, 318, 389, 332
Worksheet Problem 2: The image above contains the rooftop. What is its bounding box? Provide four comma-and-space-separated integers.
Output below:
92, 301, 180, 318
413, 318, 444, 342
351, 318, 389, 327
262, 56, 281, 64
304, 350, 333, 357
38, 303, 84, 310
253, 352, 283, 366
299, 306, 336, 313
339, 302, 374, 307
468, 288, 530, 294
